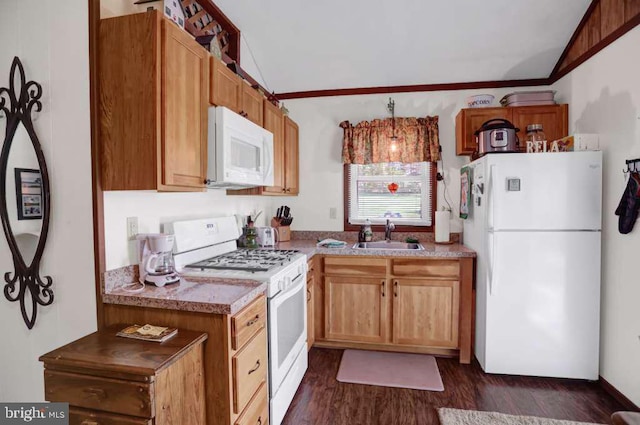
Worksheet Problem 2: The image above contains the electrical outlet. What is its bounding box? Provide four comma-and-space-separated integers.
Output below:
329, 207, 337, 220
126, 217, 139, 239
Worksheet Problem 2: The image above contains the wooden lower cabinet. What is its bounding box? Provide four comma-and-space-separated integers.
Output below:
315, 256, 474, 363
324, 276, 388, 343
40, 327, 207, 425
392, 279, 459, 348
102, 296, 269, 425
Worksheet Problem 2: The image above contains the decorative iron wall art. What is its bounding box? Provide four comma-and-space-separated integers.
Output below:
0, 57, 53, 329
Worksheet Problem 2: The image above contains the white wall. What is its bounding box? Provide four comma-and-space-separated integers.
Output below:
0, 0, 96, 401
553, 26, 640, 406
103, 192, 272, 270
278, 86, 551, 232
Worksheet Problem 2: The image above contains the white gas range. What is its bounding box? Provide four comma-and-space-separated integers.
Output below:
165, 216, 308, 425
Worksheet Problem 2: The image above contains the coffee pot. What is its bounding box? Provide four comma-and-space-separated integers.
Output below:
137, 234, 180, 287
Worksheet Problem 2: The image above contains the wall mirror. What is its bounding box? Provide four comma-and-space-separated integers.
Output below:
0, 57, 52, 329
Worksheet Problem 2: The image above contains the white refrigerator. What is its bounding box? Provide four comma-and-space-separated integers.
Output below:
463, 151, 602, 380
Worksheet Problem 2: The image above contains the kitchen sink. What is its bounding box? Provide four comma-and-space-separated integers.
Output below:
352, 241, 424, 250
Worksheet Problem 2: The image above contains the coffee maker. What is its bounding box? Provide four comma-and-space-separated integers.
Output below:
137, 234, 180, 287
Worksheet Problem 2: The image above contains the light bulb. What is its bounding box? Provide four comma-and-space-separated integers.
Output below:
390, 135, 398, 152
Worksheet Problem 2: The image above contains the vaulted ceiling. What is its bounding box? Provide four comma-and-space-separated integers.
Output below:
212, 0, 591, 94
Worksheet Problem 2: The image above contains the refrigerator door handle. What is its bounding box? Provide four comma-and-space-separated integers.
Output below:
487, 164, 496, 230
487, 231, 495, 295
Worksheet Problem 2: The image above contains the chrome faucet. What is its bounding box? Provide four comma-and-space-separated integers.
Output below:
385, 219, 396, 241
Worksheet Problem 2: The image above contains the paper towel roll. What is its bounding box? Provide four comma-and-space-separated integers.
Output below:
435, 210, 451, 243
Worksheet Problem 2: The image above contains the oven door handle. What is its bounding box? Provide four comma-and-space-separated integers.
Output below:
272, 274, 305, 305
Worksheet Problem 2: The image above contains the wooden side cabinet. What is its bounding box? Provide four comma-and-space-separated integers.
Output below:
40, 327, 207, 425
100, 11, 208, 191
456, 104, 569, 155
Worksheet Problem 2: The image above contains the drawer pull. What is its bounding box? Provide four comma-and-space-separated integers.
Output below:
246, 315, 260, 327
394, 280, 398, 297
83, 387, 106, 398
248, 360, 261, 375
257, 416, 262, 425
81, 421, 99, 425
307, 289, 311, 301
381, 280, 385, 297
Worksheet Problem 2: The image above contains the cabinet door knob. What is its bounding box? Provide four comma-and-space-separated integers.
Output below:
246, 314, 260, 327
248, 360, 261, 374
307, 289, 311, 301
286, 188, 291, 192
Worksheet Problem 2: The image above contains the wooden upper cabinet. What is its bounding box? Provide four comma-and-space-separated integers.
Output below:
456, 104, 569, 156
511, 104, 569, 151
283, 117, 299, 195
161, 20, 208, 188
392, 279, 460, 348
261, 101, 286, 194
241, 83, 264, 126
209, 57, 241, 112
99, 11, 207, 191
209, 58, 264, 127
324, 276, 389, 344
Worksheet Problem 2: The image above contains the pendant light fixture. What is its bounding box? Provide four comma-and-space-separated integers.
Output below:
387, 97, 398, 152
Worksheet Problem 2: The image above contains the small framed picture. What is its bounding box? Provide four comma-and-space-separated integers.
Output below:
14, 168, 43, 220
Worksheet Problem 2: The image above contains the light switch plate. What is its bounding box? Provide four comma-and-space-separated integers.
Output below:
126, 217, 139, 239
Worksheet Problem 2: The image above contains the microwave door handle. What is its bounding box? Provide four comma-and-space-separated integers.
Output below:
264, 141, 273, 181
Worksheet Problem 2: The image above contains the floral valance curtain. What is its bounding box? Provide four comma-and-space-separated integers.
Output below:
340, 116, 441, 164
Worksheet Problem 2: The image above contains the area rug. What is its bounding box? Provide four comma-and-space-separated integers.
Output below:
336, 349, 444, 391
438, 408, 605, 425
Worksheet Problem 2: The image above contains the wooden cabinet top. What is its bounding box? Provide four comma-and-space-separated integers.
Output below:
40, 326, 207, 377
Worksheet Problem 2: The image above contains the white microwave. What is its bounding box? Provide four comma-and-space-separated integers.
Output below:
206, 106, 274, 189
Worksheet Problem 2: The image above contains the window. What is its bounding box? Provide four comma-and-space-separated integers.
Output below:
346, 162, 435, 229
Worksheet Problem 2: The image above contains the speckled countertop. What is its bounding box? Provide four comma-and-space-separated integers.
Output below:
102, 236, 474, 315
277, 239, 476, 259
102, 266, 266, 315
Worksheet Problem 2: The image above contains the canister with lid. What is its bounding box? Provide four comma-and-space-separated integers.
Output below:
525, 124, 548, 153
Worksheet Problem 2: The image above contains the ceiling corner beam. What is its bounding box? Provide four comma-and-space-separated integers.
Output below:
549, 0, 640, 83
276, 78, 550, 101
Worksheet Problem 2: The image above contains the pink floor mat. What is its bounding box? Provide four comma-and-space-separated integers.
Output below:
336, 349, 444, 391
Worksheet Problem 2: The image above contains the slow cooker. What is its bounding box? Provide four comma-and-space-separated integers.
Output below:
474, 118, 519, 155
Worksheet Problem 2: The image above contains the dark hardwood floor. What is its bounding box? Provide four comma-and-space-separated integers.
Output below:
282, 348, 624, 425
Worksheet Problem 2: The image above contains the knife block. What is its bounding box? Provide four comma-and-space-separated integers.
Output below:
271, 218, 291, 242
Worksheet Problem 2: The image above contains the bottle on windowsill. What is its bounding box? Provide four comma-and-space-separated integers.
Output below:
363, 219, 373, 242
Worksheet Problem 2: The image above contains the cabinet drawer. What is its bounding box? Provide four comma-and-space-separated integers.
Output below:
233, 328, 268, 414
69, 407, 152, 425
44, 371, 152, 418
324, 257, 386, 276
235, 382, 268, 425
391, 259, 460, 278
232, 296, 266, 350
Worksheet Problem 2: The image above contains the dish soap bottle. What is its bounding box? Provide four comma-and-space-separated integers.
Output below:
363, 219, 373, 242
